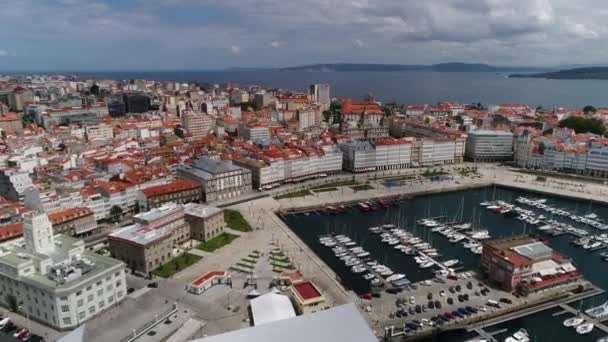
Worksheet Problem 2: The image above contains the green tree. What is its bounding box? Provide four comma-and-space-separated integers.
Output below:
583, 105, 597, 114
110, 205, 123, 223
559, 116, 605, 135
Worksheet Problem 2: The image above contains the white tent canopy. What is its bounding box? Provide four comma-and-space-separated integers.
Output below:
250, 292, 296, 326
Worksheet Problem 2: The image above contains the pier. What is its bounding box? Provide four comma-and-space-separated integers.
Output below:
552, 302, 608, 334
470, 327, 507, 342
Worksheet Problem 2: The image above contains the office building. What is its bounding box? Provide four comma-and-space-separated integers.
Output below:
0, 211, 127, 329
122, 93, 150, 113
108, 203, 190, 275
465, 130, 513, 162
177, 156, 252, 202
239, 123, 271, 142
339, 139, 412, 172
481, 236, 579, 294
309, 84, 330, 111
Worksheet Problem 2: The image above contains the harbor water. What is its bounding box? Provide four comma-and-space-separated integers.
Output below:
281, 185, 608, 341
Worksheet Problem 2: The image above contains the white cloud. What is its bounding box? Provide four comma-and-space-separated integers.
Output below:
270, 40, 281, 48
354, 39, 365, 48
230, 45, 241, 54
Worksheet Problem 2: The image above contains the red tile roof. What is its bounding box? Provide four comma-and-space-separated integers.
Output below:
47, 207, 94, 225
140, 178, 200, 198
0, 222, 23, 241
292, 281, 322, 301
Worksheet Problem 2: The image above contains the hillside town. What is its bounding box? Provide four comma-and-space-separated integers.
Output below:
0, 74, 608, 342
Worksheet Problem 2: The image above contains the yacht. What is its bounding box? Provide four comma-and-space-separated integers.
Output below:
386, 274, 406, 282
420, 261, 435, 269
453, 223, 472, 229
479, 201, 492, 207
576, 322, 594, 335
563, 316, 584, 327
363, 273, 375, 280
443, 259, 459, 267
585, 213, 599, 219
586, 301, 608, 319
505, 329, 529, 342
351, 265, 366, 273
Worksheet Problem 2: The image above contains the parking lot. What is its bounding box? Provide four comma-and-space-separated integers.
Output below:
364, 271, 519, 335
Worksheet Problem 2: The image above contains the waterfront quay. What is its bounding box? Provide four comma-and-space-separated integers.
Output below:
269, 166, 608, 341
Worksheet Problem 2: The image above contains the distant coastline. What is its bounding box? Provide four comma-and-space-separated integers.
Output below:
273, 62, 548, 73
510, 67, 608, 80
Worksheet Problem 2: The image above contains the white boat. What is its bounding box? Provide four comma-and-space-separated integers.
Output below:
363, 273, 375, 280
585, 213, 599, 219
563, 316, 584, 327
453, 223, 472, 229
480, 201, 491, 207
443, 259, 459, 267
576, 322, 594, 335
505, 329, 529, 342
351, 265, 366, 273
586, 301, 608, 319
420, 261, 435, 269
386, 274, 406, 282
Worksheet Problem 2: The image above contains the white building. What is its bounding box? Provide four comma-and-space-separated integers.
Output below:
339, 139, 413, 172
465, 130, 514, 161
0, 169, 33, 201
0, 211, 127, 329
85, 124, 113, 142
239, 123, 271, 142
309, 84, 330, 111
413, 137, 465, 166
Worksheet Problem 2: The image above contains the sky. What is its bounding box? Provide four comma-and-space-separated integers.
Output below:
0, 0, 606, 71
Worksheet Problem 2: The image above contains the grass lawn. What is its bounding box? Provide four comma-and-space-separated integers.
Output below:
152, 253, 202, 278
224, 209, 252, 232
351, 184, 375, 192
311, 187, 337, 193
310, 180, 358, 190
197, 233, 239, 252
274, 190, 312, 199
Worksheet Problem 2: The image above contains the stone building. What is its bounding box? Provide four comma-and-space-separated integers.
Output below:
184, 203, 225, 242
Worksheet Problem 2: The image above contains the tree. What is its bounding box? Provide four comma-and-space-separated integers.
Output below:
559, 116, 605, 135
583, 105, 597, 114
110, 205, 123, 223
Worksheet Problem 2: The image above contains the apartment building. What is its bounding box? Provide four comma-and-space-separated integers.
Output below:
339, 139, 413, 172
177, 156, 252, 202
137, 178, 203, 211
413, 137, 465, 166
465, 129, 514, 162
0, 169, 33, 201
234, 146, 343, 189
181, 111, 216, 139
47, 207, 97, 236
0, 211, 127, 330
85, 124, 113, 142
239, 123, 271, 142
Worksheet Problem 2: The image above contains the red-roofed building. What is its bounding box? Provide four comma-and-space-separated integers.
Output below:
47, 207, 97, 236
0, 222, 23, 242
137, 178, 202, 211
290, 280, 327, 314
481, 236, 579, 294
0, 112, 22, 133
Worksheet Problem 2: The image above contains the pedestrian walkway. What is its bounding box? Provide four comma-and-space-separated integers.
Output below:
187, 249, 211, 257
225, 227, 247, 236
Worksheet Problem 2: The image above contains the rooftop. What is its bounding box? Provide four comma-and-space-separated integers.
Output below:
183, 203, 222, 219
189, 303, 376, 342
140, 178, 200, 198
47, 207, 94, 225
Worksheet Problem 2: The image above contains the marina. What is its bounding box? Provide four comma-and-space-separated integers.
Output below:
281, 185, 608, 341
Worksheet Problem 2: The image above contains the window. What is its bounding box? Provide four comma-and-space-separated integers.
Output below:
88, 306, 95, 314
117, 290, 123, 298
97, 289, 103, 297
116, 280, 122, 287
76, 290, 82, 296
60, 296, 68, 301
98, 300, 104, 309
62, 318, 71, 326
114, 271, 121, 277
86, 285, 92, 291
108, 295, 114, 303
78, 312, 85, 320
61, 305, 69, 313
87, 294, 94, 302
107, 284, 112, 291
96, 281, 102, 287
77, 299, 83, 307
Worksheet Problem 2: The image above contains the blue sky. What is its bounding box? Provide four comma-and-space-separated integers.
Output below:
0, 0, 606, 71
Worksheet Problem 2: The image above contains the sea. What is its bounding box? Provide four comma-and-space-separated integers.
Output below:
19, 70, 608, 108
282, 186, 608, 342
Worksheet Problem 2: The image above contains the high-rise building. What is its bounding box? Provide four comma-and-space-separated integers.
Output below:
181, 111, 216, 139
309, 84, 330, 111
122, 93, 150, 113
